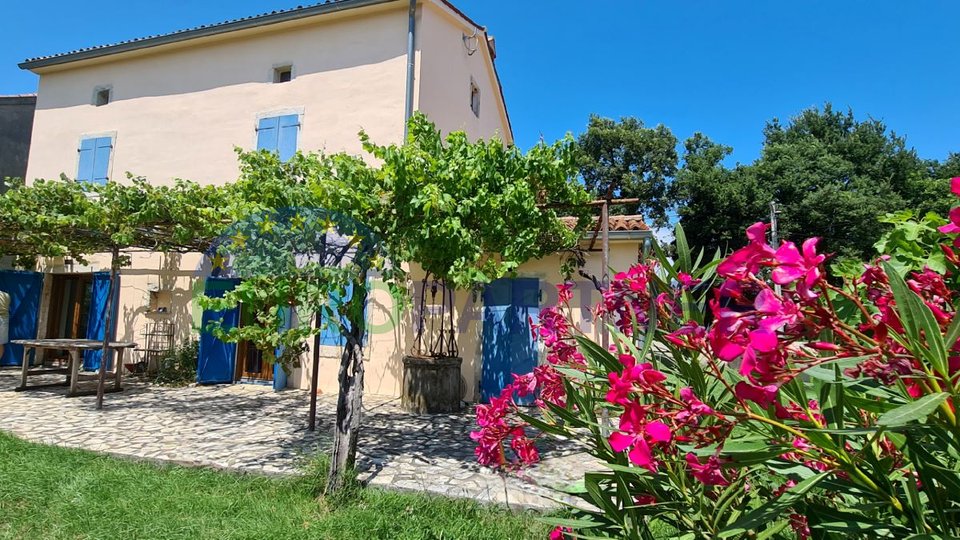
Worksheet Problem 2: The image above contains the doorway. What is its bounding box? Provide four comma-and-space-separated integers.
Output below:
43, 273, 94, 364
480, 278, 540, 404
235, 303, 273, 383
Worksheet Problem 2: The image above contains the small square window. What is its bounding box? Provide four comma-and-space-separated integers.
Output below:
274, 66, 293, 83
94, 87, 111, 107
470, 81, 480, 118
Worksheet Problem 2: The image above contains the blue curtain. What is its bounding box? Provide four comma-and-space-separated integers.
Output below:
197, 278, 241, 384
83, 272, 115, 371
0, 270, 43, 366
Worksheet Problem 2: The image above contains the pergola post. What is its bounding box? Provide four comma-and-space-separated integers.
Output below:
96, 245, 120, 410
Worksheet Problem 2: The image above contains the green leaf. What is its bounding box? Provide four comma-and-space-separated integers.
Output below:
719, 472, 829, 538
539, 516, 603, 530
675, 222, 691, 271
575, 335, 625, 374
877, 392, 949, 426
883, 262, 949, 380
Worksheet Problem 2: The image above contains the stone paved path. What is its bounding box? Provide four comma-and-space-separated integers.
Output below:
0, 369, 592, 509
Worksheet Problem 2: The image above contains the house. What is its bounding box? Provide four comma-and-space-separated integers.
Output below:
8, 0, 652, 402
0, 94, 36, 190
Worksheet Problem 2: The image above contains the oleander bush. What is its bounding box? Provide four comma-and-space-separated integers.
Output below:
474, 179, 960, 539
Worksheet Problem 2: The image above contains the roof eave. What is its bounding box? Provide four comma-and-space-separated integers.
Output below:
581, 230, 653, 243
19, 0, 397, 72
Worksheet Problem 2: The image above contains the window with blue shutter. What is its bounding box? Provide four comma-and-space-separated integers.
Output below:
318, 281, 369, 346
77, 136, 113, 184
256, 114, 300, 162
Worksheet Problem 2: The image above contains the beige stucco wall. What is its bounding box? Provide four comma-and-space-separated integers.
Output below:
291, 238, 644, 401
416, 1, 511, 144
24, 1, 511, 185
25, 5, 410, 185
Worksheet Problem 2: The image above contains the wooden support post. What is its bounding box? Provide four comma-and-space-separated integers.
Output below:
601, 198, 610, 350
114, 347, 124, 390
600, 199, 611, 436
19, 346, 31, 389
69, 348, 80, 396
96, 246, 120, 410
309, 311, 321, 432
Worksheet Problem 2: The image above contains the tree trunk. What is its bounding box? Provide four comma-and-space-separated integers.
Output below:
326, 272, 368, 494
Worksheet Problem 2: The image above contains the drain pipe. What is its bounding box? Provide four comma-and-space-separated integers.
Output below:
404, 0, 417, 138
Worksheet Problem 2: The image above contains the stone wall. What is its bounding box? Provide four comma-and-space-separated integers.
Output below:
0, 95, 36, 190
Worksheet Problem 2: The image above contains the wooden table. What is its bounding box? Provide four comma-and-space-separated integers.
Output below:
13, 339, 138, 397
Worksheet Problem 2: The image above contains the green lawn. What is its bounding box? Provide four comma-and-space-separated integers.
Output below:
0, 432, 550, 540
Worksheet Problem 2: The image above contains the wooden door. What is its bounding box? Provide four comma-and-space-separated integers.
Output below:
235, 303, 273, 382
44, 274, 93, 363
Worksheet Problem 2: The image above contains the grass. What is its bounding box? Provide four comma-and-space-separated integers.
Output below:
0, 432, 551, 540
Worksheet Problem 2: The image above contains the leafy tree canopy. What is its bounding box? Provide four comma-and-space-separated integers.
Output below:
0, 176, 228, 265
674, 104, 956, 260
575, 115, 678, 227
360, 113, 591, 289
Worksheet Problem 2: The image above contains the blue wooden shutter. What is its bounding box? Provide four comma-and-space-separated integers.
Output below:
317, 281, 368, 346
77, 138, 96, 181
273, 306, 294, 391
257, 115, 299, 162
480, 278, 540, 404
92, 137, 113, 184
510, 278, 540, 406
197, 278, 241, 384
278, 114, 300, 162
77, 137, 112, 184
319, 282, 350, 346
257, 116, 280, 153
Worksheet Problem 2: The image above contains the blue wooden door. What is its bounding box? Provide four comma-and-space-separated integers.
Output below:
0, 270, 43, 366
273, 306, 293, 392
83, 272, 116, 371
481, 278, 540, 404
197, 277, 241, 384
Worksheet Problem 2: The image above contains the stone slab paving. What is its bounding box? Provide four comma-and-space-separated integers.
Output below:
0, 369, 594, 509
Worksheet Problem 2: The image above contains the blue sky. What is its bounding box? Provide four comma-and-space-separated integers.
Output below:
3, 1, 957, 164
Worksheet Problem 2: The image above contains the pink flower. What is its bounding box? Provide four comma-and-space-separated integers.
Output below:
789, 514, 811, 540
735, 381, 779, 408
556, 282, 575, 304
511, 436, 540, 465
665, 321, 707, 349
685, 452, 731, 486
550, 526, 572, 540
771, 238, 826, 300
675, 387, 714, 425
605, 363, 667, 405
608, 404, 672, 471
677, 272, 702, 289
717, 222, 776, 279
939, 178, 960, 233
708, 304, 750, 362
533, 364, 566, 408
634, 494, 657, 506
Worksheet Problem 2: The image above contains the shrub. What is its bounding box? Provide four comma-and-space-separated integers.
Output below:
153, 340, 199, 386
474, 179, 960, 539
